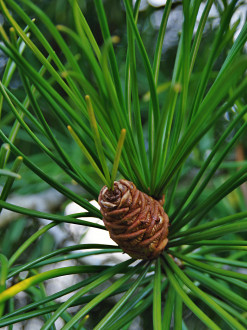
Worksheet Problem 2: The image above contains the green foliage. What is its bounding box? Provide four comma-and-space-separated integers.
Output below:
0, 0, 247, 328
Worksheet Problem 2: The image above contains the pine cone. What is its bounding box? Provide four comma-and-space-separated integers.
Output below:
98, 180, 169, 260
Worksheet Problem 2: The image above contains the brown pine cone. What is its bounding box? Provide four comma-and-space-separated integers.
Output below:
98, 180, 169, 260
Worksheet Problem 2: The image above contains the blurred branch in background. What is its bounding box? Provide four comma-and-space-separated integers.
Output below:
0, 188, 66, 228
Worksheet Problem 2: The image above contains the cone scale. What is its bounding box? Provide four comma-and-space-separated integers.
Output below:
98, 180, 169, 260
